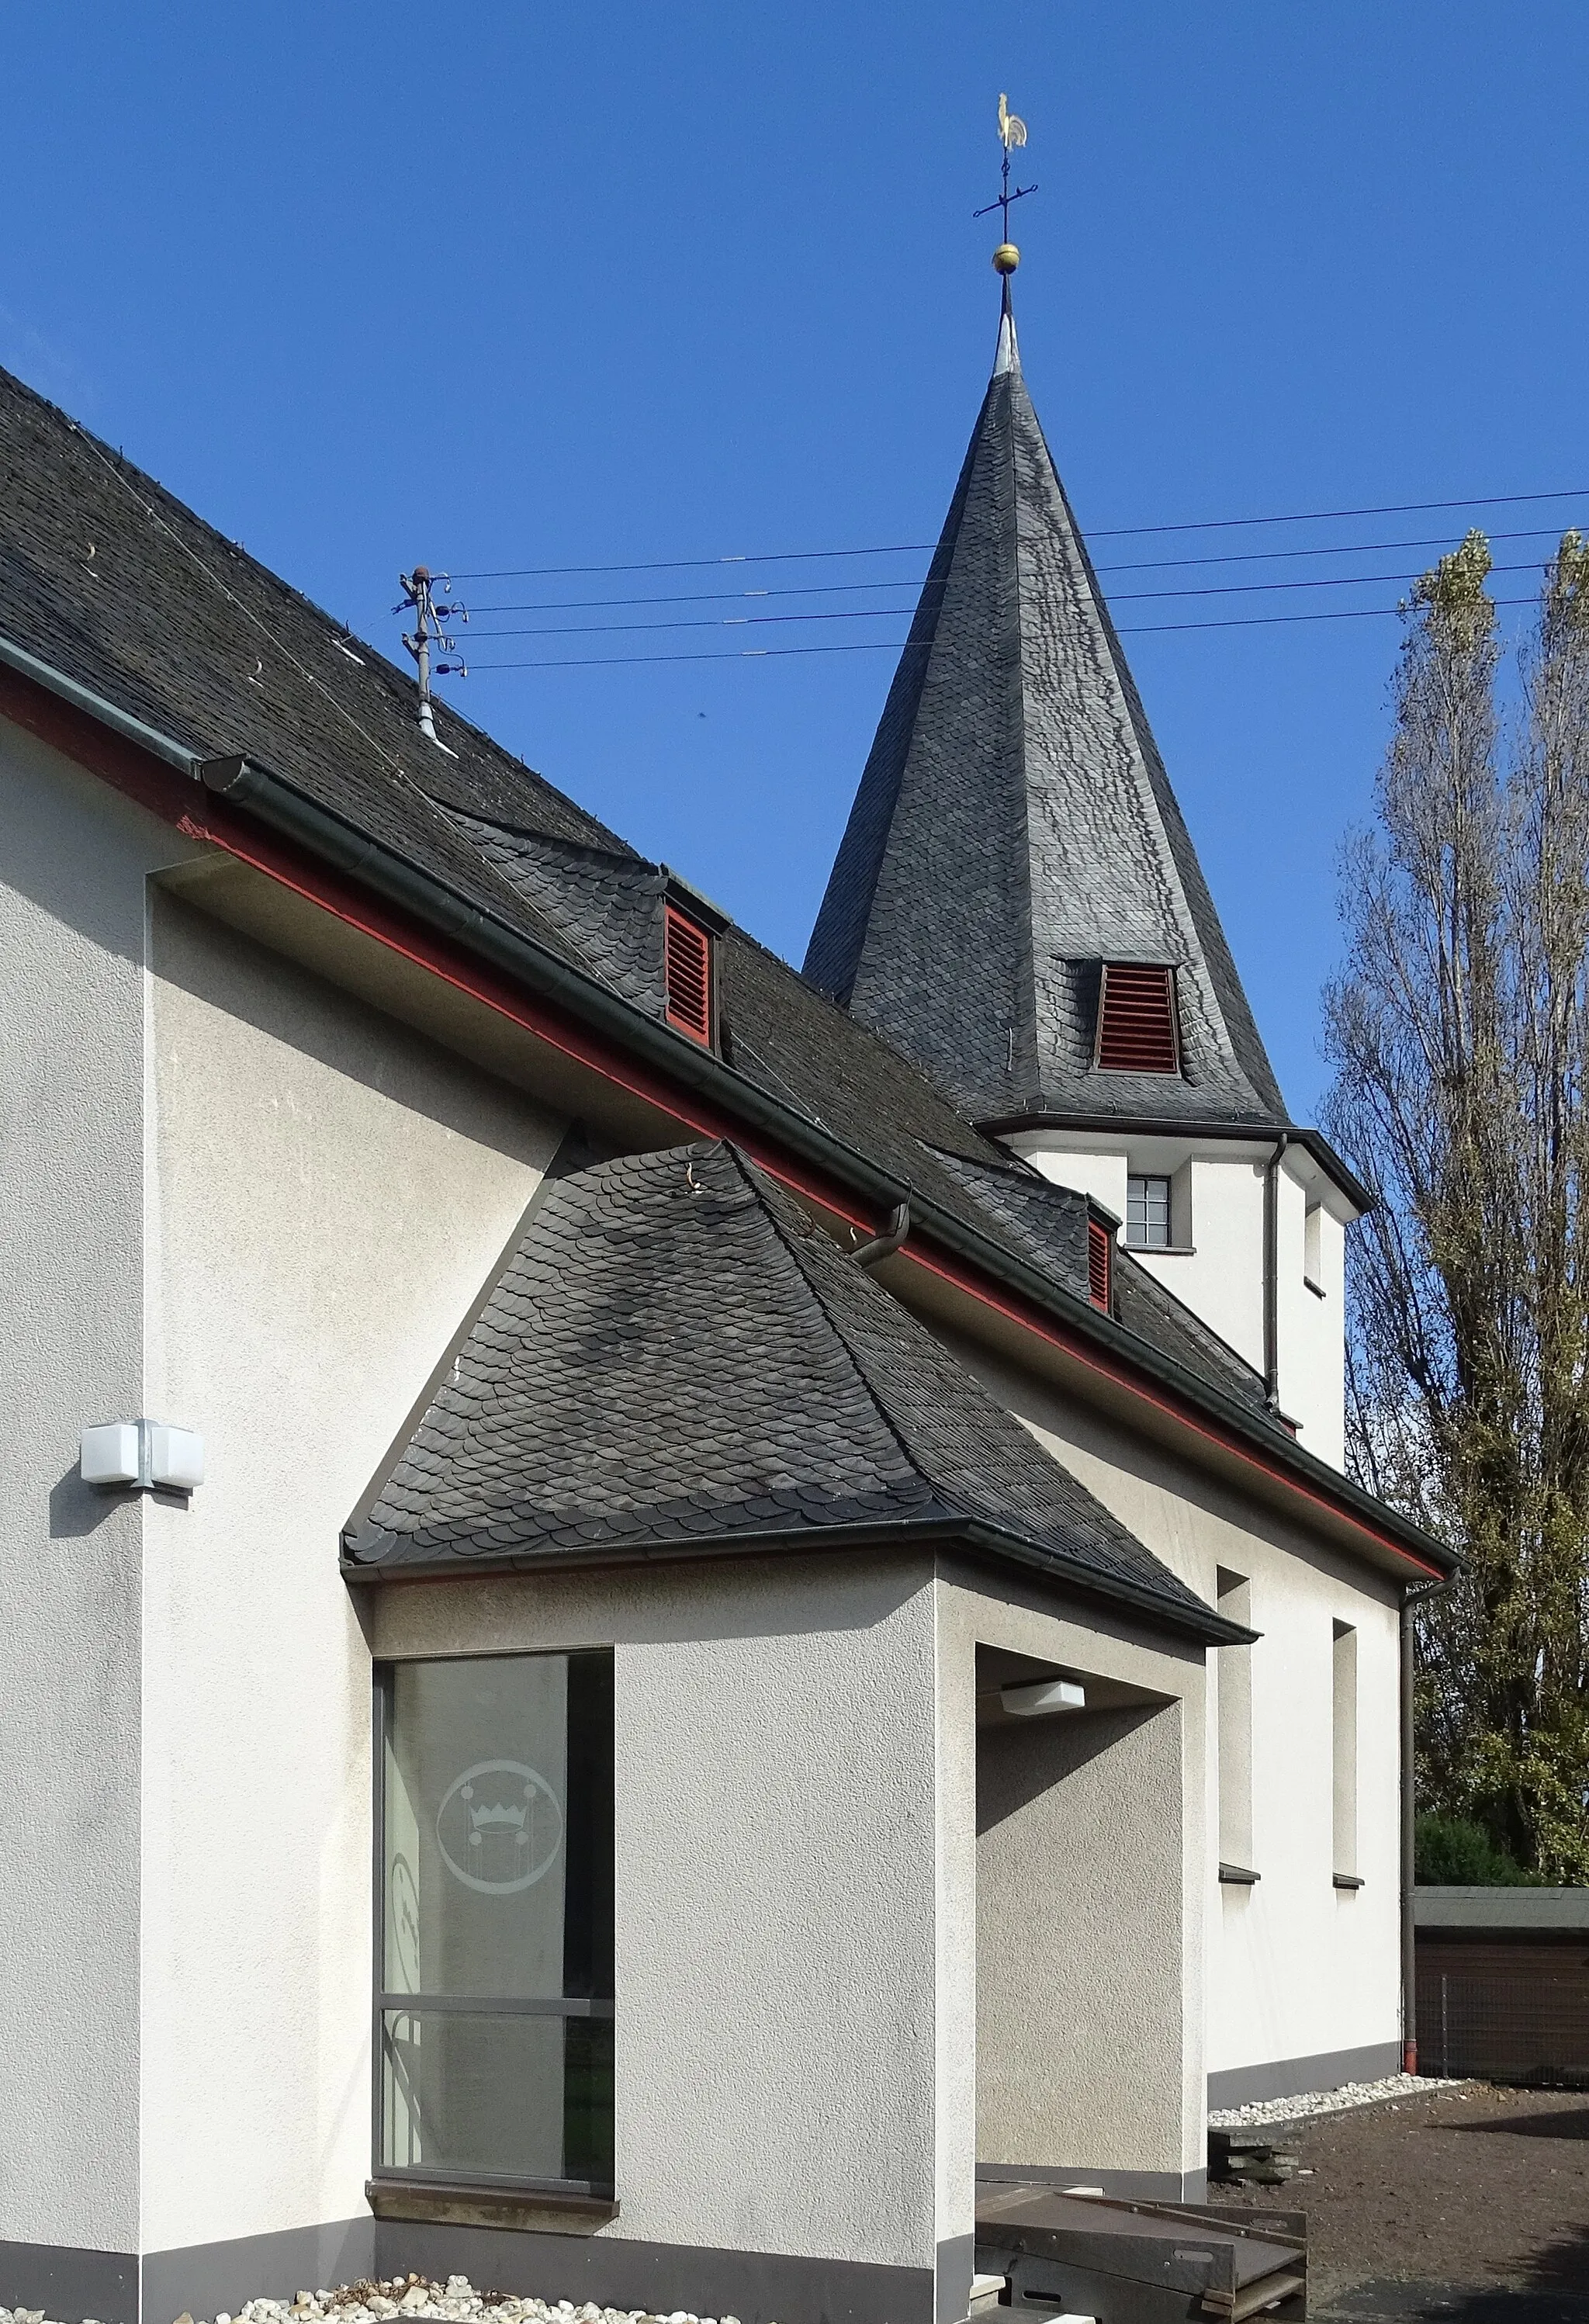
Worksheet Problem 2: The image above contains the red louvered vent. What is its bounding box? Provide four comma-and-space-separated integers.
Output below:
664, 903, 713, 1045
1088, 1217, 1113, 1312
1096, 962, 1180, 1075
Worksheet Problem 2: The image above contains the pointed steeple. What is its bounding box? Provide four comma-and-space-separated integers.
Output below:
804, 297, 1286, 1131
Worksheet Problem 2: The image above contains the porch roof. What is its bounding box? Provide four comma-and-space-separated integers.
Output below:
344, 1140, 1242, 1645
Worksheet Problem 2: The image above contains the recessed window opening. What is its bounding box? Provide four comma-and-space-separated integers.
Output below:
663, 903, 713, 1045
376, 1651, 615, 2191
1332, 1621, 1358, 1884
1304, 1202, 1324, 1291
1127, 1174, 1172, 1249
1096, 963, 1180, 1075
1216, 1570, 1253, 1875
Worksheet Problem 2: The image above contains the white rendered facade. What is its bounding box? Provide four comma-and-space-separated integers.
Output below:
0, 701, 1416, 2324
1004, 1129, 1355, 1470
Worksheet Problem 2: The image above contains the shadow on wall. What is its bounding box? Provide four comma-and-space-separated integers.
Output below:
49, 1460, 121, 1538
50, 1463, 193, 1539
151, 887, 560, 1168
975, 1692, 1185, 2178
977, 1701, 1163, 1833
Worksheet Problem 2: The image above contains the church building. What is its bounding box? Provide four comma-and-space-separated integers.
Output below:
0, 253, 1449, 2324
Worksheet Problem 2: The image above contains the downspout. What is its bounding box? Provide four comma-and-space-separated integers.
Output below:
853, 1200, 911, 1269
1400, 1588, 1421, 2073
1262, 1133, 1290, 1410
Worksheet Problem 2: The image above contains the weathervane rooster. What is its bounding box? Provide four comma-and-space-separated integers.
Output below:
976, 92, 1036, 274
998, 92, 1027, 149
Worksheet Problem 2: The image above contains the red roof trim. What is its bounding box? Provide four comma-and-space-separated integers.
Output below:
0, 657, 1441, 1585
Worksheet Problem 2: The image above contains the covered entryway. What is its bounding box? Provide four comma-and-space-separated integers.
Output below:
975, 1645, 1193, 2200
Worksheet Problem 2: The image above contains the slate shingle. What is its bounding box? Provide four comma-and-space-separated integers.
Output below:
803, 313, 1289, 1130
347, 1141, 1224, 1636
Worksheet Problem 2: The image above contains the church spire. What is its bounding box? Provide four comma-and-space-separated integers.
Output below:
803, 157, 1286, 1134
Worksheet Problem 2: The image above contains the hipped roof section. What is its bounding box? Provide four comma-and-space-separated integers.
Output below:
803, 302, 1288, 1131
344, 1141, 1238, 1642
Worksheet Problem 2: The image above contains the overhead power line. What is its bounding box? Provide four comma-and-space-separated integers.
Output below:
459, 594, 1544, 674
455, 559, 1561, 646
1094, 488, 1589, 541
443, 487, 1589, 584
459, 524, 1588, 618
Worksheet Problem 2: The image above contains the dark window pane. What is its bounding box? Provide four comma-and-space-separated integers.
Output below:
380, 2009, 611, 2184
563, 2015, 615, 2183
563, 1653, 615, 2000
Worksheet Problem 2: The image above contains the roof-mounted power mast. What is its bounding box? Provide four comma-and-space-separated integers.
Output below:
396, 564, 468, 748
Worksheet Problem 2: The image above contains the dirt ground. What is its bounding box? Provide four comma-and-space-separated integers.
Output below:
1214, 2083, 1589, 2322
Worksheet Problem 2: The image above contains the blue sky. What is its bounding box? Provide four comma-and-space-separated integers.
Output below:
3, 4, 1584, 1118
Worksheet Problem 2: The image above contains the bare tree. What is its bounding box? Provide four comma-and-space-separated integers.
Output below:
1324, 530, 1589, 1878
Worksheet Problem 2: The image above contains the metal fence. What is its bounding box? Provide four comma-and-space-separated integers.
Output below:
1417, 1972, 1589, 2084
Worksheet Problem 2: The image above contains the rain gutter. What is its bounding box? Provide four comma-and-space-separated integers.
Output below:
0, 627, 1449, 1590
339, 1511, 1255, 1650
983, 1108, 1373, 1217
0, 626, 200, 776
194, 753, 1449, 1583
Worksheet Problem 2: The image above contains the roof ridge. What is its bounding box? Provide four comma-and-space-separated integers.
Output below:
735, 1149, 1223, 1617
722, 1145, 951, 1511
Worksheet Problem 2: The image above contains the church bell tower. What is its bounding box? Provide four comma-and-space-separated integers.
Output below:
803, 113, 1364, 1465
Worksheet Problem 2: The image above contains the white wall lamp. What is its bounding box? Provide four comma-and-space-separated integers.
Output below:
81, 1420, 205, 1496
1000, 1678, 1086, 1717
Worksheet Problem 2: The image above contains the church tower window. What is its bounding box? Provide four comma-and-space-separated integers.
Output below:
1096, 964, 1180, 1075
1127, 1174, 1172, 1250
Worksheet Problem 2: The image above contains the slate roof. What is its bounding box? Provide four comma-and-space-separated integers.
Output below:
0, 369, 1060, 1238
803, 298, 1289, 1131
345, 1141, 1231, 1640
923, 1145, 1269, 1412
0, 358, 1307, 1474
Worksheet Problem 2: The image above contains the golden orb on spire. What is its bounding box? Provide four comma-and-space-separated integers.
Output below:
992, 242, 1020, 275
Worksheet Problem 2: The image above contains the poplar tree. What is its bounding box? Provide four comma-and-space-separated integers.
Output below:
1324, 529, 1589, 1879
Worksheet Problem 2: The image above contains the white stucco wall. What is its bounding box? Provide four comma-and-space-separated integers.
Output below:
1006, 1134, 1348, 1467
936, 1332, 1403, 2087
374, 1556, 950, 2277
935, 1574, 1205, 2187
0, 722, 203, 2257
140, 894, 564, 2256
1208, 1553, 1400, 2078
1007, 1139, 1129, 1227
1276, 1186, 1346, 1470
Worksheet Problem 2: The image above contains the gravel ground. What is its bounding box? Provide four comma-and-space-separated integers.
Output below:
2, 2279, 752, 2324
9, 2090, 1587, 2324
1210, 2072, 1469, 2128
1215, 2080, 1589, 2317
